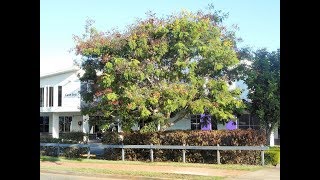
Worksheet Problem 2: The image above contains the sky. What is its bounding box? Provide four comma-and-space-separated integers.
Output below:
41, 0, 280, 74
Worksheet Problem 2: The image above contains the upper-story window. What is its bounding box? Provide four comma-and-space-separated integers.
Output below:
58, 86, 62, 106
49, 87, 54, 107
81, 80, 94, 93
40, 87, 44, 107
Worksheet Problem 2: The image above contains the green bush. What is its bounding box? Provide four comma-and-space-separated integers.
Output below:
40, 146, 58, 157
40, 134, 88, 158
59, 132, 85, 142
40, 137, 79, 144
101, 129, 266, 165
62, 147, 88, 159
265, 147, 280, 166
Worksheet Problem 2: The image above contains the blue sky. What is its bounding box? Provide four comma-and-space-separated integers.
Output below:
41, 0, 279, 74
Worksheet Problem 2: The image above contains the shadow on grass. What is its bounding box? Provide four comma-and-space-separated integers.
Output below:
40, 156, 60, 162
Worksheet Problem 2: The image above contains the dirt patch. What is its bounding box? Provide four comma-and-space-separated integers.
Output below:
40, 161, 248, 177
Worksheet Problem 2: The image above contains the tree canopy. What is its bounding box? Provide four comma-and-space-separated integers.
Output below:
232, 48, 280, 144
73, 8, 245, 132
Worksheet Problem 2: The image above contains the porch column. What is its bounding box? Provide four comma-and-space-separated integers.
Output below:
52, 113, 59, 138
82, 115, 90, 134
269, 131, 275, 146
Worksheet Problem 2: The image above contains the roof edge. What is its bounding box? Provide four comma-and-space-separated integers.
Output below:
40, 67, 80, 78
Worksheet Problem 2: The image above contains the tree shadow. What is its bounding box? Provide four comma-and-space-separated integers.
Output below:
40, 156, 60, 162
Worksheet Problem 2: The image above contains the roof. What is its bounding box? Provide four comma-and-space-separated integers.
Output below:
40, 67, 80, 78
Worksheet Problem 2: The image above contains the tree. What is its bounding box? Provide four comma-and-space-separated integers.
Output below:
73, 7, 245, 132
232, 48, 280, 145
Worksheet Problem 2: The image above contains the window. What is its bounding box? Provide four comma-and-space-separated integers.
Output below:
58, 86, 62, 106
238, 114, 260, 130
59, 116, 72, 132
40, 88, 44, 107
49, 87, 54, 107
191, 115, 201, 130
81, 80, 94, 93
40, 116, 49, 132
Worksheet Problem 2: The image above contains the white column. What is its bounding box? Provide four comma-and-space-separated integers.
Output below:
82, 115, 90, 142
52, 113, 59, 138
53, 86, 58, 107
269, 131, 275, 146
43, 86, 47, 107
82, 115, 90, 134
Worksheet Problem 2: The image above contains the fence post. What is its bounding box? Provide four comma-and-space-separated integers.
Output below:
122, 143, 125, 161
217, 144, 221, 164
182, 144, 186, 163
57, 142, 60, 157
150, 144, 154, 162
87, 145, 91, 159
261, 145, 265, 166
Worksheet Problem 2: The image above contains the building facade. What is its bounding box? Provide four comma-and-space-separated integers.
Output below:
40, 68, 279, 145
40, 68, 90, 138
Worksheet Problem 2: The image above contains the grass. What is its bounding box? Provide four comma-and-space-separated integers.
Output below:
40, 156, 264, 171
41, 166, 224, 180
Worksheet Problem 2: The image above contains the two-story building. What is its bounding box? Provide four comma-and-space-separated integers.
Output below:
40, 67, 90, 138
40, 67, 279, 145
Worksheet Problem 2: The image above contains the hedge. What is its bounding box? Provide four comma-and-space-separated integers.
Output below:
265, 146, 280, 166
101, 129, 266, 165
40, 132, 87, 158
40, 132, 85, 144
40, 146, 88, 158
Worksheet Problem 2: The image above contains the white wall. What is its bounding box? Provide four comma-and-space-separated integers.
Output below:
273, 128, 279, 139
40, 70, 81, 113
217, 123, 226, 130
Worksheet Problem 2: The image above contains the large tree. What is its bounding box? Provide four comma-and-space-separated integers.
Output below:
232, 48, 280, 145
73, 8, 245, 132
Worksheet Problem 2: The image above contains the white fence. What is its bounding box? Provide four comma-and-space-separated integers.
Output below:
40, 143, 269, 166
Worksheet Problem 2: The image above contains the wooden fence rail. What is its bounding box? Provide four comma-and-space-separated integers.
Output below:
40, 143, 268, 166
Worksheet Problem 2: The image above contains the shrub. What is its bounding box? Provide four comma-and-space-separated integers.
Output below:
40, 136, 61, 143
40, 135, 87, 158
62, 147, 88, 159
265, 147, 280, 166
101, 129, 266, 165
59, 132, 85, 142
40, 136, 80, 144
40, 146, 58, 157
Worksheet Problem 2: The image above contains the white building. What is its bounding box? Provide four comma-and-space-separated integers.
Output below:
40, 67, 90, 138
40, 68, 279, 145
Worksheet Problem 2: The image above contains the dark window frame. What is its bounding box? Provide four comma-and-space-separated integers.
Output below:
59, 116, 72, 132
40, 116, 49, 132
58, 86, 62, 106
191, 115, 201, 130
49, 87, 54, 107
40, 87, 44, 107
